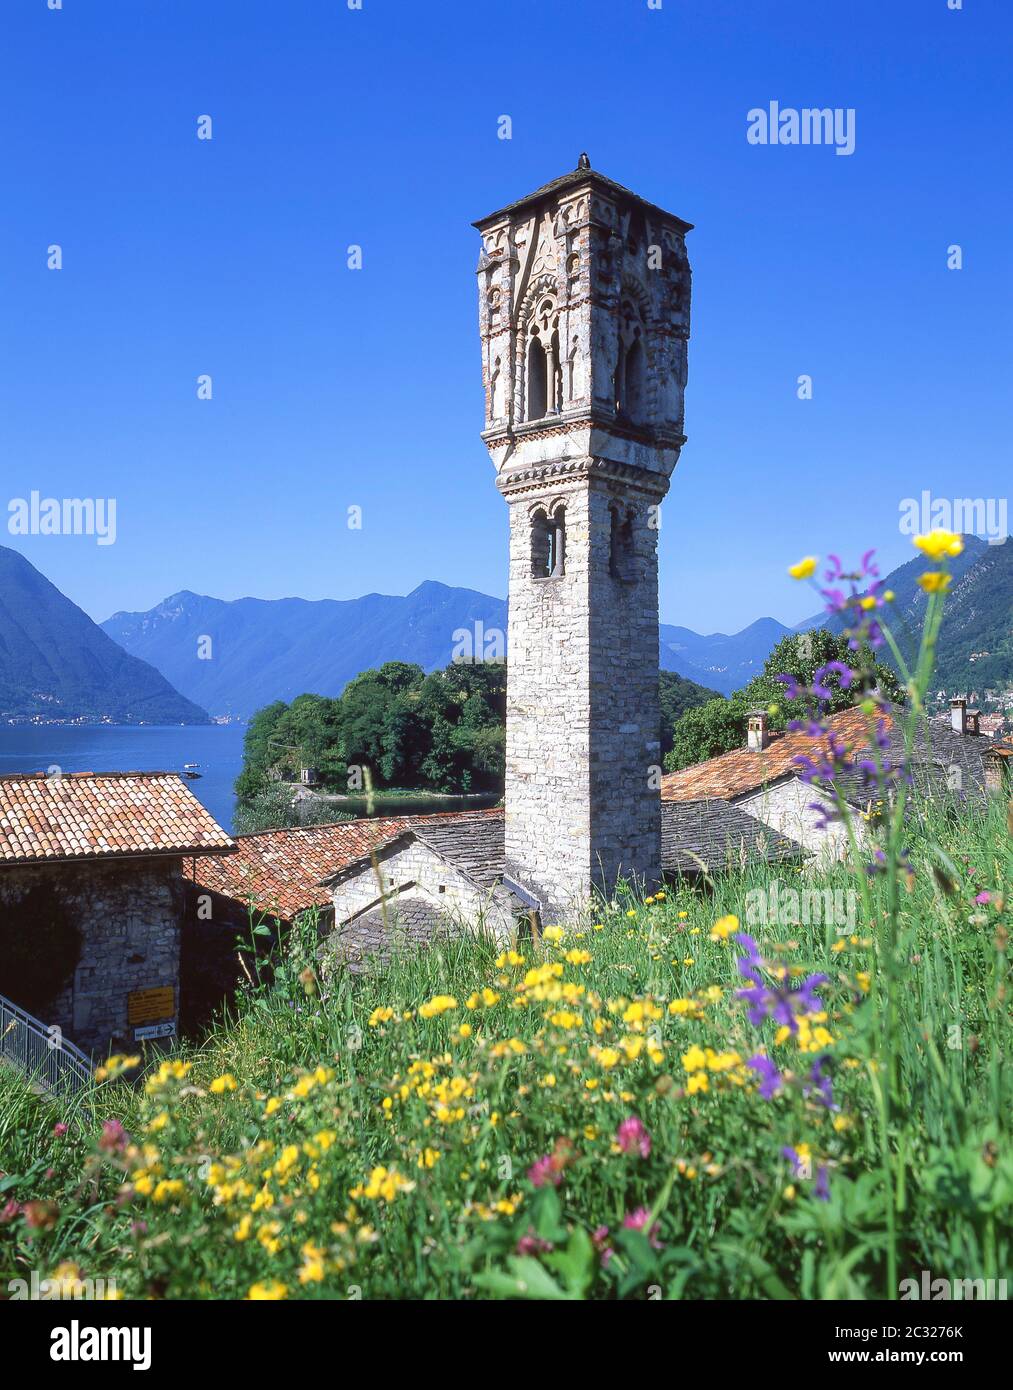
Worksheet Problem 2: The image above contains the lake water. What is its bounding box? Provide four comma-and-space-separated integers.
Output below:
0, 726, 500, 834
0, 724, 248, 832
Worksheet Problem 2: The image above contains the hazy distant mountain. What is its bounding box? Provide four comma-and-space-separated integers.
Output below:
0, 546, 208, 724
793, 535, 1013, 692
102, 582, 511, 718
101, 537, 1012, 719
659, 616, 794, 695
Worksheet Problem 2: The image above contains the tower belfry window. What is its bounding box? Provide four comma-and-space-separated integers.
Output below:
531, 506, 566, 578
527, 336, 547, 420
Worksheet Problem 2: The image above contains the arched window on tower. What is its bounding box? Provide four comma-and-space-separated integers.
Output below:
527, 335, 547, 420
531, 505, 565, 579
624, 335, 646, 424
525, 295, 560, 421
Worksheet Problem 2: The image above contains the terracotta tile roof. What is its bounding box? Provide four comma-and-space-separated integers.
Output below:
660, 707, 880, 803
0, 771, 234, 866
661, 703, 992, 806
188, 809, 503, 922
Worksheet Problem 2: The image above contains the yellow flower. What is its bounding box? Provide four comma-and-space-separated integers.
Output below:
419, 994, 458, 1019
234, 1214, 253, 1242
456, 1022, 473, 1039
542, 925, 564, 943
210, 1073, 237, 1094
709, 913, 738, 941
917, 571, 951, 593
248, 1280, 288, 1301
146, 1111, 169, 1133
264, 1097, 282, 1116
788, 556, 818, 580
298, 1243, 327, 1284
595, 1047, 622, 1069
686, 1072, 709, 1095
682, 1044, 707, 1073
350, 1166, 415, 1203
151, 1179, 185, 1204
625, 909, 637, 919
565, 949, 592, 965
368, 1006, 395, 1027
913, 529, 963, 561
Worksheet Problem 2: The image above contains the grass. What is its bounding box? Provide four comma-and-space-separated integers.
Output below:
0, 791, 1008, 1300
1, 538, 1009, 1300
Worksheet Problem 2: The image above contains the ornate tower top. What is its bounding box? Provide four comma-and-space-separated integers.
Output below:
474, 161, 693, 495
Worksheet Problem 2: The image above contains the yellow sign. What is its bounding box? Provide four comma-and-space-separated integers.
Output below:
127, 986, 175, 1026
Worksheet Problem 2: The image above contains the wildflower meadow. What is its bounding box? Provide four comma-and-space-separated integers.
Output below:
0, 535, 1009, 1302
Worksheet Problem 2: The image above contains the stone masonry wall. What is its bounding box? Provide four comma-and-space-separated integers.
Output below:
0, 858, 183, 1056
330, 838, 516, 942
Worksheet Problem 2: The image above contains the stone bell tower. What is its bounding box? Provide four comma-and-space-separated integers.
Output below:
474, 155, 692, 921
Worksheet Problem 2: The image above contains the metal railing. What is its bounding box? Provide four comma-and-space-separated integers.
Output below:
0, 992, 92, 1095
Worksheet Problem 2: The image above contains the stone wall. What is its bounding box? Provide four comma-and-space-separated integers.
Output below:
0, 858, 183, 1056
330, 838, 516, 942
734, 780, 862, 865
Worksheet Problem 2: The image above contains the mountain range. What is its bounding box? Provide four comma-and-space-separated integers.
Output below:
100, 536, 1011, 716
0, 546, 208, 724
1, 536, 1007, 726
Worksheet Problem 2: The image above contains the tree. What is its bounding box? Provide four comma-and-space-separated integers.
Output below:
665, 696, 749, 771
664, 628, 904, 772
659, 669, 721, 759
740, 629, 903, 724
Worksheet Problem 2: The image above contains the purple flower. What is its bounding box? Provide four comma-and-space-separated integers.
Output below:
811, 662, 854, 701
98, 1119, 127, 1154
782, 1145, 807, 1177
516, 1229, 554, 1255
803, 1056, 836, 1110
623, 1207, 663, 1250
527, 1155, 562, 1189
814, 1165, 831, 1201
616, 1116, 652, 1158
735, 935, 826, 1033
747, 1054, 783, 1099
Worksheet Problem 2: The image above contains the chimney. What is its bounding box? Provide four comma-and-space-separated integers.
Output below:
747, 710, 770, 751
950, 697, 967, 735
966, 709, 980, 736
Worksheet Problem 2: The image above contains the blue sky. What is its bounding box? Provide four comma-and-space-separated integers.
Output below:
1, 0, 1009, 633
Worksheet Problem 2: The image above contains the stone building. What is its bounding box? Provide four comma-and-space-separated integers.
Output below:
660, 705, 992, 862
474, 155, 693, 920
0, 772, 233, 1055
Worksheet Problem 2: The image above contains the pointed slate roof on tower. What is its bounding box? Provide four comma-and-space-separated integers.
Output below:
473, 155, 694, 232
